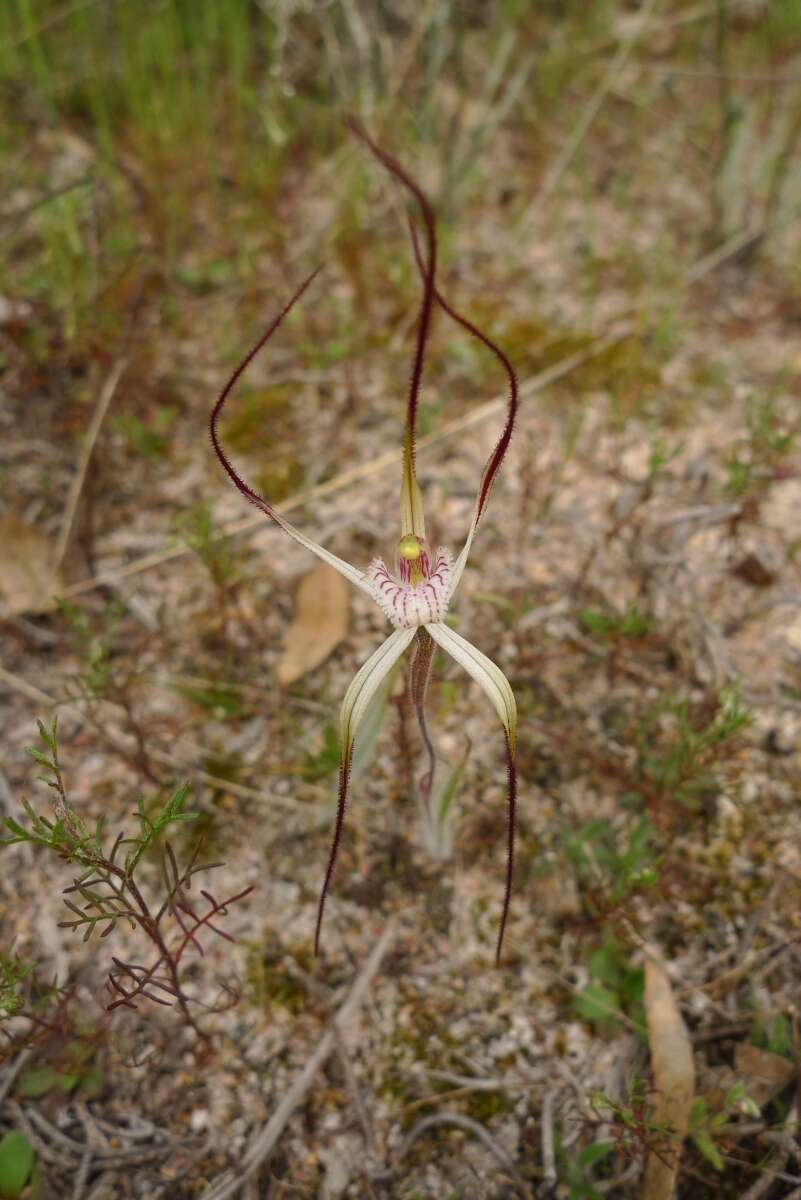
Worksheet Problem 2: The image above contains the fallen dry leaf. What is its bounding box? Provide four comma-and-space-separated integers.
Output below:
0, 515, 63, 617
276, 563, 349, 686
642, 950, 695, 1200
733, 1042, 795, 1109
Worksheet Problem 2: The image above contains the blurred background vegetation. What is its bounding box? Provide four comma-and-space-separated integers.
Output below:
3, 0, 800, 365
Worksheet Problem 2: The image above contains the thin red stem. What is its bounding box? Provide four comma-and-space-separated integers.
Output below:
410, 627, 437, 806
408, 219, 518, 524
314, 748, 353, 955
346, 119, 437, 466
496, 738, 517, 967
209, 268, 322, 519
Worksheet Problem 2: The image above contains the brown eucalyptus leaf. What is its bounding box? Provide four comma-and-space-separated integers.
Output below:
276, 563, 349, 686
642, 951, 695, 1200
0, 515, 62, 617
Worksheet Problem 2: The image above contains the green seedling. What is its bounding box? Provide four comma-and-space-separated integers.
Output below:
574, 932, 645, 1039
17, 1033, 103, 1101
559, 1138, 614, 1200
751, 1012, 793, 1060
113, 406, 176, 460
689, 1084, 760, 1171
0, 1132, 36, 1200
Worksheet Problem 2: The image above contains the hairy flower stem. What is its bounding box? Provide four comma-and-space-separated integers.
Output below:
410, 627, 437, 814
314, 749, 353, 956
498, 737, 517, 967
345, 119, 437, 477
407, 219, 518, 524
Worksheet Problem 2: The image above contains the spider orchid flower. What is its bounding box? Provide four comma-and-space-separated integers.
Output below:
210, 122, 518, 964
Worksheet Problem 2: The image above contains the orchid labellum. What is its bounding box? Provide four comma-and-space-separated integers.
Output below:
210, 122, 518, 964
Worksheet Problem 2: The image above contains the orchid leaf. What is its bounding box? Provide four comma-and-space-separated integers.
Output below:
425, 621, 518, 963
351, 657, 402, 781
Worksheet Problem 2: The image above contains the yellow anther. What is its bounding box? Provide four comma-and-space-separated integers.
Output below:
398, 535, 422, 561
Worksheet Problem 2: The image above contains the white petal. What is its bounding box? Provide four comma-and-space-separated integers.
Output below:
450, 511, 479, 592
425, 622, 516, 747
265, 506, 373, 596
340, 627, 416, 759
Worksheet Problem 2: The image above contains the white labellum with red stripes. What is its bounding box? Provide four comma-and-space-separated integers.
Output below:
367, 541, 453, 629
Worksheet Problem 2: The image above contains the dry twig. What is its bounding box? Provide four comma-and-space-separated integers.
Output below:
541, 1088, 558, 1190
399, 1112, 533, 1199
52, 357, 128, 575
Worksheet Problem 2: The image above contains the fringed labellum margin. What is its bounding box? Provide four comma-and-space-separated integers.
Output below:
210, 120, 519, 965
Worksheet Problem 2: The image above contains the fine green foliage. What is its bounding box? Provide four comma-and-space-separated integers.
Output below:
590, 1077, 673, 1163
0, 951, 33, 1019
113, 405, 177, 460
724, 392, 797, 499
580, 606, 652, 642
57, 600, 126, 700
564, 815, 658, 908
176, 500, 240, 594
634, 685, 751, 810
3, 719, 195, 886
